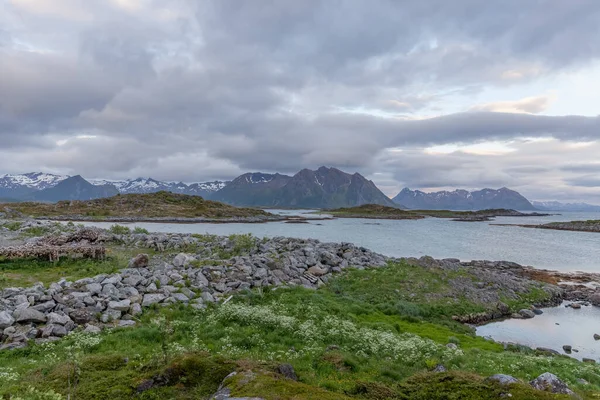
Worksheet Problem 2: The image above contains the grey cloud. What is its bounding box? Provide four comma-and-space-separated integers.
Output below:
560, 163, 600, 173
565, 175, 600, 188
1, 1, 600, 202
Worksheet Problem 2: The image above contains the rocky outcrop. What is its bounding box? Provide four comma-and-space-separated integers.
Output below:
529, 372, 574, 395
0, 234, 387, 349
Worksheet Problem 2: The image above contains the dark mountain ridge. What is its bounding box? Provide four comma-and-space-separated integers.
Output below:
213, 166, 397, 209
393, 187, 536, 211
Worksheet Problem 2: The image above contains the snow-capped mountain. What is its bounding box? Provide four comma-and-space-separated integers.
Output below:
393, 187, 536, 210
0, 172, 68, 190
532, 201, 600, 212
0, 172, 230, 202
0, 172, 69, 198
88, 177, 229, 197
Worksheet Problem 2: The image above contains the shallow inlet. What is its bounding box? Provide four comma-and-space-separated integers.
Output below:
71, 209, 600, 272
476, 302, 600, 361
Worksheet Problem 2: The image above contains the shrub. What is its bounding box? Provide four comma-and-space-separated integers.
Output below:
133, 227, 150, 234
109, 224, 131, 235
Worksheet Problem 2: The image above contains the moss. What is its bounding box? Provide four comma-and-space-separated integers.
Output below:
228, 371, 353, 400
396, 371, 571, 400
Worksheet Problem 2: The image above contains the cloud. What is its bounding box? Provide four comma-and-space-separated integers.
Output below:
1, 1, 600, 201
469, 95, 555, 114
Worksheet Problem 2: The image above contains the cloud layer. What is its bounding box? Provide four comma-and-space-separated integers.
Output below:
2, 0, 600, 202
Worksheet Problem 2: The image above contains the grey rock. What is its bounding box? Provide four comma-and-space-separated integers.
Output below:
486, 374, 519, 386
118, 320, 136, 327
594, 334, 600, 340
83, 324, 102, 334
47, 312, 72, 326
14, 308, 47, 323
142, 294, 166, 307
201, 292, 215, 303
518, 309, 535, 319
86, 283, 102, 295
562, 345, 572, 353
173, 253, 193, 268
530, 372, 574, 395
130, 303, 143, 316
172, 293, 190, 302
69, 309, 94, 324
433, 364, 447, 373
446, 343, 458, 350
0, 311, 15, 329
108, 299, 131, 311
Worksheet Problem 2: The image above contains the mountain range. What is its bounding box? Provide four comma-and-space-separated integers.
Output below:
531, 201, 600, 212
393, 187, 537, 211
212, 167, 397, 208
1, 170, 598, 211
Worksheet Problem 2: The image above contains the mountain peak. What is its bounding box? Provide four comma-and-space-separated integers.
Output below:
393, 187, 535, 210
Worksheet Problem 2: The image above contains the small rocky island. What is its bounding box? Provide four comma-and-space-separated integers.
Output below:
325, 204, 550, 222
494, 219, 600, 233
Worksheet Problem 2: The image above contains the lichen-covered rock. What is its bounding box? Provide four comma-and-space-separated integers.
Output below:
486, 374, 519, 385
529, 372, 574, 395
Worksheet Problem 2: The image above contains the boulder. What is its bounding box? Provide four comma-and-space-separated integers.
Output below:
108, 299, 132, 312
486, 374, 519, 386
589, 292, 600, 306
518, 309, 535, 319
69, 309, 94, 324
562, 345, 572, 353
530, 372, 573, 395
276, 364, 297, 381
306, 265, 328, 277
47, 312, 72, 326
129, 254, 149, 268
0, 311, 15, 329
594, 334, 600, 340
14, 308, 46, 324
173, 253, 193, 268
142, 294, 166, 307
571, 303, 582, 309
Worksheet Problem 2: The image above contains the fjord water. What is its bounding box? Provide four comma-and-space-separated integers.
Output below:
82, 210, 600, 272
476, 303, 600, 361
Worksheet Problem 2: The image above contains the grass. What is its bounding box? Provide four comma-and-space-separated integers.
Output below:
1, 258, 599, 399
0, 248, 143, 289
0, 191, 274, 220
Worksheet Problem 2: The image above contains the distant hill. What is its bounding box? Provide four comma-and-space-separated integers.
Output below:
2, 191, 273, 219
393, 187, 536, 211
212, 167, 397, 209
532, 201, 600, 212
27, 176, 119, 202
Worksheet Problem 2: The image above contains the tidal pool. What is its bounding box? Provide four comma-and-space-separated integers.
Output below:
476, 302, 600, 361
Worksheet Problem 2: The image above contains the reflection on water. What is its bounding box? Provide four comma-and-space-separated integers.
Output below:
476, 302, 600, 361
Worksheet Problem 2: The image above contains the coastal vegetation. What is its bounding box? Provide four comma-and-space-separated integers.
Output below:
0, 192, 274, 220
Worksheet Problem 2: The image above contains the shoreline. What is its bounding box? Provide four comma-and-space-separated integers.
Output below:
492, 223, 600, 233
35, 215, 334, 224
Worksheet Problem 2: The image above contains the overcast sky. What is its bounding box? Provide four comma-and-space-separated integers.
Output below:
2, 0, 600, 202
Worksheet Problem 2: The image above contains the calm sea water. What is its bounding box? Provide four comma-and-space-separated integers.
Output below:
79, 210, 600, 272
477, 302, 600, 361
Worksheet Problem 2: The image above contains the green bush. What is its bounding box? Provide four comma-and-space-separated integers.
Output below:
133, 227, 150, 234
109, 224, 131, 235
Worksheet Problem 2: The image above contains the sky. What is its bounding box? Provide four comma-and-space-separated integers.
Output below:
1, 0, 600, 202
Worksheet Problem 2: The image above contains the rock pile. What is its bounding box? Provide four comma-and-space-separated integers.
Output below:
0, 235, 387, 349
